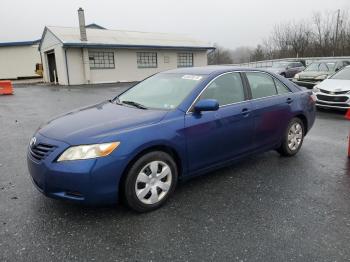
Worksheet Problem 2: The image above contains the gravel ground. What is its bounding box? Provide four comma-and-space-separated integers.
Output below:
0, 84, 349, 262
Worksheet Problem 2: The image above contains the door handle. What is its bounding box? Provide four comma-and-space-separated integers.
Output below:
286, 97, 293, 104
241, 108, 250, 116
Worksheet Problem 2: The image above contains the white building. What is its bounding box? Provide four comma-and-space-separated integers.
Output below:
0, 40, 41, 80
39, 8, 214, 85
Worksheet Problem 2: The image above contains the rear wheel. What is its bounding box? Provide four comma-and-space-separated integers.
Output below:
123, 151, 178, 212
277, 118, 304, 157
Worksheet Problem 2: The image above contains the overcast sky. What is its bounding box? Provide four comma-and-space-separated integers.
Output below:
1, 0, 349, 48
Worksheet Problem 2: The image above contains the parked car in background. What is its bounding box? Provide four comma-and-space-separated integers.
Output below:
293, 60, 350, 88
27, 66, 316, 212
313, 65, 350, 110
267, 61, 305, 78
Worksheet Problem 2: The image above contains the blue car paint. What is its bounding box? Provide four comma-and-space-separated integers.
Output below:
27, 66, 316, 205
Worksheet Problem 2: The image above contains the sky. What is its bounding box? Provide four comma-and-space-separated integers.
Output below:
1, 0, 349, 48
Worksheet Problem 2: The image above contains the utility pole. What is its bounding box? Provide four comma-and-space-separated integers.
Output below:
334, 9, 340, 57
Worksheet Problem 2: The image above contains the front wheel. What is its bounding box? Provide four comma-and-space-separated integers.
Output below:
277, 118, 305, 157
123, 151, 178, 212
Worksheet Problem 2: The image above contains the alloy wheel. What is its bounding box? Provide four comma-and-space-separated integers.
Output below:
287, 122, 303, 151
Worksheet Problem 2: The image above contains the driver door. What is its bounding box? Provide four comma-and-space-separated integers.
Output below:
184, 72, 254, 174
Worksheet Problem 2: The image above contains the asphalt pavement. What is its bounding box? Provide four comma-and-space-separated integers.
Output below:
0, 84, 349, 262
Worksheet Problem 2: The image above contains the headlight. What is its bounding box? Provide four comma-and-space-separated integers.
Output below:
57, 142, 120, 162
313, 85, 320, 93
315, 74, 328, 80
294, 73, 300, 80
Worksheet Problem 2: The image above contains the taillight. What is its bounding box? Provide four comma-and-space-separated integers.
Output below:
310, 93, 317, 103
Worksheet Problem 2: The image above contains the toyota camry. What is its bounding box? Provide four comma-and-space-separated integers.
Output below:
27, 66, 316, 212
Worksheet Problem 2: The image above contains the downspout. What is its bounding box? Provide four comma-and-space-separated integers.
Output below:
64, 49, 70, 85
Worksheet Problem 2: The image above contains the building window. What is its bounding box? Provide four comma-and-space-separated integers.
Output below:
137, 52, 157, 68
177, 53, 193, 67
89, 51, 115, 69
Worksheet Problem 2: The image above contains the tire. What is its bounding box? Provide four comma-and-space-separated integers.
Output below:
280, 73, 286, 78
123, 151, 178, 212
277, 117, 305, 157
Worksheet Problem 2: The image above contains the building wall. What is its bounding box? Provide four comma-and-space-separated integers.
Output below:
0, 45, 41, 79
40, 30, 68, 85
66, 48, 208, 85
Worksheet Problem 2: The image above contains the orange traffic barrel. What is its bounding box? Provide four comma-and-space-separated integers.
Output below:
0, 80, 13, 95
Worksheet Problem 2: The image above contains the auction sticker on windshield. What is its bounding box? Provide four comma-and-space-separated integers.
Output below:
182, 75, 203, 81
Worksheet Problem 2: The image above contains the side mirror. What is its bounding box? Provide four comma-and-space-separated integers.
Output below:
193, 99, 219, 113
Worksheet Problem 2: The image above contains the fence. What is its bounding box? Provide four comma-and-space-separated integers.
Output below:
228, 56, 350, 68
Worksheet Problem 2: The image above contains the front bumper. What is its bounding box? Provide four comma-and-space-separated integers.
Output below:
315, 93, 350, 110
27, 133, 128, 205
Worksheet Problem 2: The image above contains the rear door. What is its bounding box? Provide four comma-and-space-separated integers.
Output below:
244, 72, 294, 150
184, 72, 254, 173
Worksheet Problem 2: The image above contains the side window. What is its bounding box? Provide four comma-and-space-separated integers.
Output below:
246, 72, 277, 99
200, 73, 245, 106
274, 79, 291, 94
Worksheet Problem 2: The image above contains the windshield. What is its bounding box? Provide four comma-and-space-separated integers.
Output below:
305, 62, 336, 72
330, 67, 350, 80
272, 62, 289, 68
117, 73, 205, 110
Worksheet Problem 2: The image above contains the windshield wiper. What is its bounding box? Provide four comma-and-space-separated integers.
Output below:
121, 100, 148, 109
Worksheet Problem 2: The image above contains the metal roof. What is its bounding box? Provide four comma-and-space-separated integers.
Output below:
43, 26, 214, 51
85, 23, 106, 30
0, 39, 40, 47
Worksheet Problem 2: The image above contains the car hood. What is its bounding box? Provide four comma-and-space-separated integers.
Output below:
317, 79, 350, 92
298, 71, 331, 78
38, 101, 168, 145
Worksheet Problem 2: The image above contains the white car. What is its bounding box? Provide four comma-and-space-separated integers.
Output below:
313, 65, 350, 110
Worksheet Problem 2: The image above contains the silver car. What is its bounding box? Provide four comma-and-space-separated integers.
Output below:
313, 65, 350, 110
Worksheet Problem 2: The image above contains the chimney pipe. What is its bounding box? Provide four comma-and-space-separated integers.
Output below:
78, 7, 87, 41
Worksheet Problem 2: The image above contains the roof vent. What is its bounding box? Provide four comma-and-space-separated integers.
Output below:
78, 8, 87, 41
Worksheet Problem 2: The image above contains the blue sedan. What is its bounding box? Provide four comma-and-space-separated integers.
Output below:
27, 66, 316, 212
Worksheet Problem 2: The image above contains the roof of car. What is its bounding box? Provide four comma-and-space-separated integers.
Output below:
164, 65, 269, 75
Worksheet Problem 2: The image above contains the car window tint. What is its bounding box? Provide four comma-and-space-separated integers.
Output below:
200, 73, 245, 106
274, 79, 290, 94
246, 72, 277, 99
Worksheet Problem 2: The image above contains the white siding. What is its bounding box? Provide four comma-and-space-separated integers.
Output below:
0, 45, 41, 79
85, 49, 208, 84
40, 29, 68, 84
65, 48, 85, 85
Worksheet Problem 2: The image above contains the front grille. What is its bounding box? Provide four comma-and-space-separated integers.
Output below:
29, 143, 56, 161
320, 89, 349, 95
299, 78, 316, 83
316, 101, 350, 108
316, 94, 348, 102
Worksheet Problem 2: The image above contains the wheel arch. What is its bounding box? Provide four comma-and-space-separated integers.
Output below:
294, 113, 308, 134
118, 144, 184, 197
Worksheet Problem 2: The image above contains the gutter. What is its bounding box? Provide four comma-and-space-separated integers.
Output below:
62, 43, 215, 51
64, 49, 70, 85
